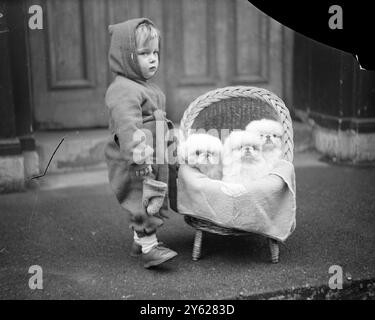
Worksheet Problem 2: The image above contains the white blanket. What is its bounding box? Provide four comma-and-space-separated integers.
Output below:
177, 159, 296, 242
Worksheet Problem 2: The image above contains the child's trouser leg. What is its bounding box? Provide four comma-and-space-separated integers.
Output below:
105, 141, 177, 267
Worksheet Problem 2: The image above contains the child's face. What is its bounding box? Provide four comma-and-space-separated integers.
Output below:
136, 37, 159, 79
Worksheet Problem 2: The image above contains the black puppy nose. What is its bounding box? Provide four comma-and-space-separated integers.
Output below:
266, 135, 271, 139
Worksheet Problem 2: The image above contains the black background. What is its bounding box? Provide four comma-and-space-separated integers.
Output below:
249, 0, 374, 70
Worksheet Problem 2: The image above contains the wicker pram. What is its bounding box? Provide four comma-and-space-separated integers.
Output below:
178, 86, 294, 263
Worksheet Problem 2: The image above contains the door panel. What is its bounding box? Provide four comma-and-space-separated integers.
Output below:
46, 0, 95, 89
179, 0, 216, 84
232, 0, 269, 83
29, 0, 108, 129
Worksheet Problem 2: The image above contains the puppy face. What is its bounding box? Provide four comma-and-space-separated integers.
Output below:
179, 133, 223, 167
223, 131, 263, 165
246, 119, 283, 151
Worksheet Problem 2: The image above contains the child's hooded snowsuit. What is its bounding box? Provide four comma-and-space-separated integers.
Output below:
104, 18, 177, 236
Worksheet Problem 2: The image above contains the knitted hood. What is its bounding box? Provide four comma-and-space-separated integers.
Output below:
108, 17, 156, 81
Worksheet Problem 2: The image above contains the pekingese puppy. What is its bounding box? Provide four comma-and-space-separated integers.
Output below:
178, 133, 223, 180
246, 119, 283, 169
222, 130, 269, 183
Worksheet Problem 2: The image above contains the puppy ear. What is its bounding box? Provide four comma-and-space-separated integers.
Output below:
108, 24, 115, 35
177, 141, 186, 163
246, 120, 258, 132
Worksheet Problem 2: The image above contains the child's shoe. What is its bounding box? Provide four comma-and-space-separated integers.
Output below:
142, 244, 178, 268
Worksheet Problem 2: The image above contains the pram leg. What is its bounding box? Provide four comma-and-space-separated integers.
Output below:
192, 230, 203, 261
268, 238, 279, 263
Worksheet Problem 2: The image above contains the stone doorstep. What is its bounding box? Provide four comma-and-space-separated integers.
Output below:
292, 121, 315, 153
313, 126, 375, 163
35, 129, 109, 175
0, 155, 25, 193
32, 123, 315, 190
37, 168, 109, 191
36, 150, 327, 191
35, 122, 314, 175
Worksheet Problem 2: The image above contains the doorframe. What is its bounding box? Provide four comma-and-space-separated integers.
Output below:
7, 0, 35, 152
282, 26, 294, 112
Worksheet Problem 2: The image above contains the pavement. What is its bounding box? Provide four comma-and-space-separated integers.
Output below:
1, 150, 375, 300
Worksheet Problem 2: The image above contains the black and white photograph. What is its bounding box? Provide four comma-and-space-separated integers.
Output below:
0, 0, 374, 304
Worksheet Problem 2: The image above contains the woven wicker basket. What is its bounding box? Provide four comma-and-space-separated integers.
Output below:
179, 86, 294, 263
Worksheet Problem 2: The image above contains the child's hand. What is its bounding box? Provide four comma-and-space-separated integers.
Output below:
142, 178, 168, 216
135, 165, 152, 177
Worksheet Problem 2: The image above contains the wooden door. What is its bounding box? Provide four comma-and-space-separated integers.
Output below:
28, 0, 284, 128
165, 0, 284, 122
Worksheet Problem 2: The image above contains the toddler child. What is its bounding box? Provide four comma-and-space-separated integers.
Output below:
104, 18, 178, 268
